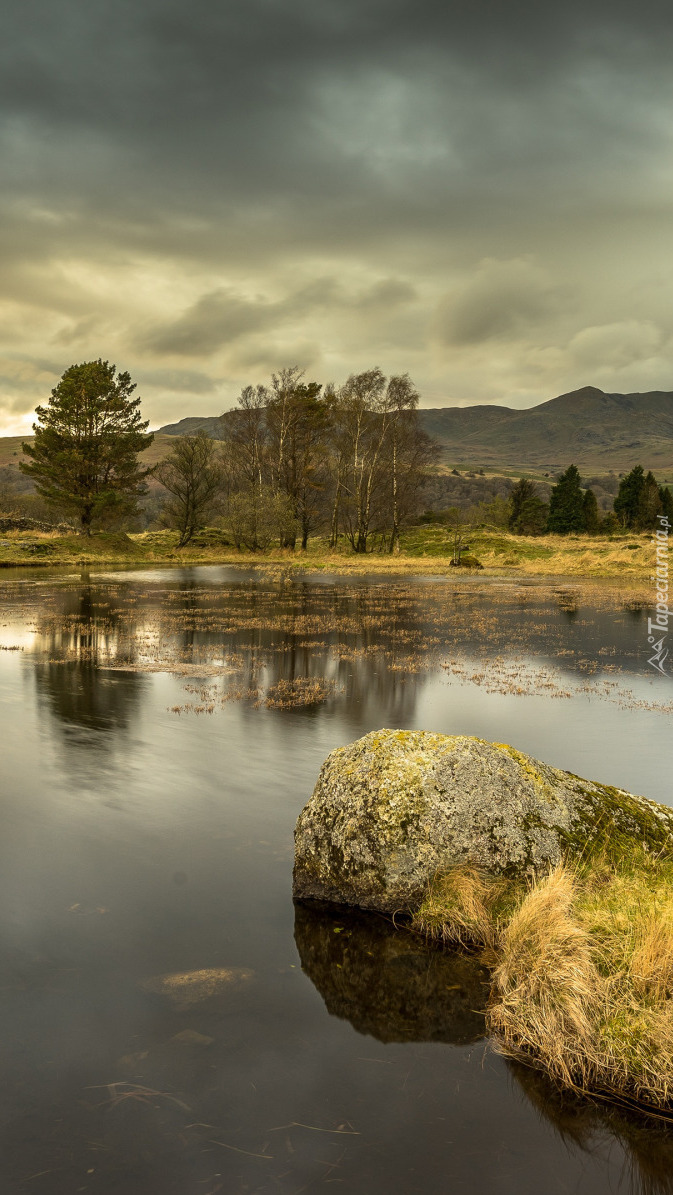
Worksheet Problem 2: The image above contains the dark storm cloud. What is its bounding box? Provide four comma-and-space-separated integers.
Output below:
134, 368, 218, 394
142, 289, 283, 356
1, 0, 673, 426
3, 0, 673, 236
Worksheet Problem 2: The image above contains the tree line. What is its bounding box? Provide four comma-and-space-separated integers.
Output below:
208, 366, 437, 552
17, 360, 437, 552
12, 359, 673, 547
507, 463, 673, 535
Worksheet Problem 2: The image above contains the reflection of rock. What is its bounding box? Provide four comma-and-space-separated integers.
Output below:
294, 901, 488, 1045
140, 966, 253, 1009
293, 730, 673, 913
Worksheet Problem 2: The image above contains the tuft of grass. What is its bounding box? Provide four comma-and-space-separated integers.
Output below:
413, 866, 504, 949
413, 847, 673, 1112
489, 867, 606, 1092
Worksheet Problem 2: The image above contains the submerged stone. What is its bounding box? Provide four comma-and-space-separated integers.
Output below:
170, 1029, 215, 1045
141, 966, 253, 1008
293, 730, 673, 914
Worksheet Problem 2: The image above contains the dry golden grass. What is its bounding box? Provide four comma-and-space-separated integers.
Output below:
414, 849, 673, 1112
490, 868, 607, 1091
630, 913, 673, 1002
476, 533, 652, 578
413, 866, 503, 949
0, 523, 655, 579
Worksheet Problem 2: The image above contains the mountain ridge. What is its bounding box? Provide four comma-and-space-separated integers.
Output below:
155, 387, 673, 473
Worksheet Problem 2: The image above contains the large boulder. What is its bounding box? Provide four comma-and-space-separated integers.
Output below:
293, 730, 673, 914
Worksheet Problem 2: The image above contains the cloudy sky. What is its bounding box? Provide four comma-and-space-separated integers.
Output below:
2, 0, 673, 432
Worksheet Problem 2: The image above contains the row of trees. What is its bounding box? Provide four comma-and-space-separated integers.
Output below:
508, 464, 673, 536
211, 366, 437, 552
19, 361, 437, 552
16, 359, 673, 547
613, 464, 673, 529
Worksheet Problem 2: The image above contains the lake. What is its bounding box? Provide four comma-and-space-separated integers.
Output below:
1, 565, 672, 1194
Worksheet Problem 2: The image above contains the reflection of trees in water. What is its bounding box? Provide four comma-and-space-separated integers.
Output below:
25, 577, 432, 730
32, 582, 139, 664
296, 900, 673, 1195
22, 574, 649, 731
33, 659, 142, 734
284, 585, 429, 724
30, 583, 142, 734
150, 578, 432, 717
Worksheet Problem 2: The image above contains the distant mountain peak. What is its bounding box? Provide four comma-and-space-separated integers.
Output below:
568, 385, 605, 397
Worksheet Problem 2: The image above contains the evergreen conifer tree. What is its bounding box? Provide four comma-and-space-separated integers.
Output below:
614, 465, 645, 528
637, 471, 662, 530
659, 485, 673, 523
582, 488, 600, 533
21, 360, 153, 534
546, 464, 585, 534
508, 478, 537, 530
514, 495, 549, 535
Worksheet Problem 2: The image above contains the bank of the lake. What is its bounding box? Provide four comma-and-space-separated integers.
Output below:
417, 849, 673, 1115
0, 525, 656, 578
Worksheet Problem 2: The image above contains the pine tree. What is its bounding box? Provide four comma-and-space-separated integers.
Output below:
508, 478, 537, 531
546, 464, 585, 534
614, 465, 645, 528
659, 485, 673, 523
21, 360, 153, 534
637, 471, 663, 530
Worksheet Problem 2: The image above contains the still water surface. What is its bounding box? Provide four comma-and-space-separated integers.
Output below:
1, 566, 672, 1194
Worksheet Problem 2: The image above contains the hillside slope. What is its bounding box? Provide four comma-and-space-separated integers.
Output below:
154, 387, 673, 472
4, 387, 673, 479
419, 387, 673, 472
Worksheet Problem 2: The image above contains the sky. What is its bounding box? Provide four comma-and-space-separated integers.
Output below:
2, 0, 673, 433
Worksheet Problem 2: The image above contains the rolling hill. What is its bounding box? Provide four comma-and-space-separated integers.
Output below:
156, 387, 673, 474
418, 387, 673, 473
3, 387, 673, 481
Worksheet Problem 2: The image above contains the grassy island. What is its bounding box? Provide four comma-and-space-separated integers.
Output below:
294, 730, 673, 1117
416, 847, 673, 1113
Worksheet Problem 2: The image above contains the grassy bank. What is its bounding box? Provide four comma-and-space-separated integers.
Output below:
415, 847, 673, 1113
0, 525, 655, 578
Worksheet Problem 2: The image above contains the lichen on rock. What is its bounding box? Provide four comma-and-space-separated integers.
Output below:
293, 730, 673, 914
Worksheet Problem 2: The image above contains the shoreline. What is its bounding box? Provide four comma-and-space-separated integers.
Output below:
0, 557, 652, 588
0, 528, 655, 581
